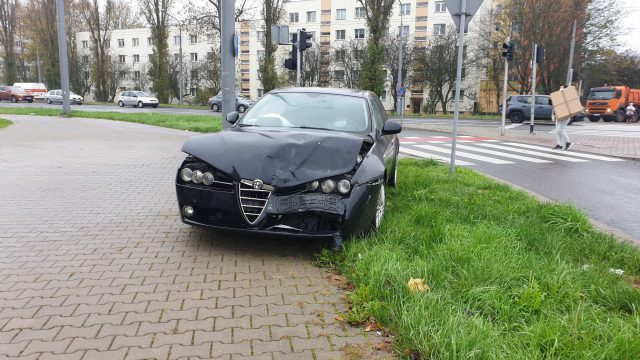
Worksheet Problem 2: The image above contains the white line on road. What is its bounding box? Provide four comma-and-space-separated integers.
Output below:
476, 143, 589, 162
399, 147, 476, 166
503, 142, 624, 162
446, 144, 552, 163
505, 123, 523, 129
416, 144, 515, 164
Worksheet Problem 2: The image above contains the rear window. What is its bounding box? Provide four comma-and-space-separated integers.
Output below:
517, 96, 531, 104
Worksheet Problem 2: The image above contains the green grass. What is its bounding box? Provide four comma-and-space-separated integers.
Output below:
83, 101, 210, 110
0, 107, 221, 132
333, 159, 640, 359
0, 118, 12, 128
392, 113, 501, 120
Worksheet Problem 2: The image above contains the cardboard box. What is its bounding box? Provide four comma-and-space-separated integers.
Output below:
550, 86, 583, 121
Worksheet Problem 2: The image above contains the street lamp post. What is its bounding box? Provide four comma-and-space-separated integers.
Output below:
396, 0, 404, 119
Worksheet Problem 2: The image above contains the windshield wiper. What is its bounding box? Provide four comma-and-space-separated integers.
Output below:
296, 126, 332, 131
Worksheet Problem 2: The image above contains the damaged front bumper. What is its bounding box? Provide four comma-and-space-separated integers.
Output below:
175, 180, 379, 239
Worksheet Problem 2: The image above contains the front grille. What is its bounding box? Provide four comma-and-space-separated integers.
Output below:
238, 182, 271, 225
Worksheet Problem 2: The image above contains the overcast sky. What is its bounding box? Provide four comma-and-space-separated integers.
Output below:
618, 0, 640, 51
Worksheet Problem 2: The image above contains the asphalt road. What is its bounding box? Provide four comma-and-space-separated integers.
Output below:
400, 128, 640, 244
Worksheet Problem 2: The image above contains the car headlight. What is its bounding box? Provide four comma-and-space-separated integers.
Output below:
306, 180, 319, 191
180, 168, 193, 182
606, 108, 611, 113
202, 172, 215, 185
321, 179, 335, 193
337, 179, 351, 194
192, 170, 204, 184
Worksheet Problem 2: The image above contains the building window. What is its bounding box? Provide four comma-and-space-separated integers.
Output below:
335, 49, 345, 61
82, 55, 89, 64
336, 8, 346, 20
289, 32, 296, 43
306, 11, 316, 22
174, 53, 179, 61
118, 70, 126, 79
290, 12, 299, 23
257, 31, 264, 44
174, 36, 180, 45
190, 53, 198, 62
118, 55, 126, 63
335, 30, 346, 40
105, 39, 110, 48
400, 3, 411, 15
117, 38, 125, 47
355, 7, 366, 18
257, 50, 265, 62
207, 34, 215, 44
355, 28, 365, 39
81, 40, 88, 48
148, 54, 153, 61
133, 54, 140, 63
399, 25, 410, 37
381, 90, 387, 100
190, 87, 197, 96
308, 31, 316, 41
333, 70, 345, 81
147, 37, 152, 46
132, 38, 139, 47
190, 34, 197, 44
191, 70, 198, 80
435, 1, 446, 13
134, 71, 140, 80
207, 52, 215, 60
354, 49, 364, 61
434, 24, 446, 35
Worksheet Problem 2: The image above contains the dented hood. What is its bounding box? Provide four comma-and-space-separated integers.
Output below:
182, 128, 365, 188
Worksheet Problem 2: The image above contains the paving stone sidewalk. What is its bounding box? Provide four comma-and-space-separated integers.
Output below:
0, 116, 391, 360
403, 121, 640, 160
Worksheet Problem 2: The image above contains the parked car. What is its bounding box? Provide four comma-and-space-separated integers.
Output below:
13, 82, 47, 100
504, 95, 584, 124
116, 91, 159, 108
44, 90, 83, 105
176, 87, 402, 250
208, 93, 254, 113
0, 85, 34, 103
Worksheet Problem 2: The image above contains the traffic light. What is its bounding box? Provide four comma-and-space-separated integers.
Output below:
535, 44, 545, 64
284, 34, 298, 71
299, 29, 313, 52
284, 58, 297, 70
502, 42, 514, 62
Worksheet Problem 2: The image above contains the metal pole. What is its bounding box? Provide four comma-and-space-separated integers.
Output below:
396, 1, 403, 117
221, 0, 236, 127
55, 0, 70, 114
566, 19, 577, 87
36, 46, 42, 83
501, 35, 510, 136
179, 26, 184, 105
296, 29, 301, 86
529, 43, 537, 134
449, 0, 466, 176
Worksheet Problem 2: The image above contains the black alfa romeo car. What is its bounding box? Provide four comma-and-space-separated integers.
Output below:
175, 88, 401, 249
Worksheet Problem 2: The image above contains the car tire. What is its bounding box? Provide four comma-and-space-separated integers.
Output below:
603, 117, 613, 122
152, 104, 158, 108
78, 102, 82, 105
588, 116, 599, 122
137, 101, 144, 108
10, 96, 16, 103
510, 112, 524, 123
238, 105, 246, 113
27, 100, 33, 103
46, 98, 52, 104
371, 184, 386, 231
118, 100, 124, 107
615, 110, 625, 122
212, 104, 219, 112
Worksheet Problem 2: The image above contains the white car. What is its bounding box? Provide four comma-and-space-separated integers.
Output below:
44, 90, 83, 105
116, 91, 159, 108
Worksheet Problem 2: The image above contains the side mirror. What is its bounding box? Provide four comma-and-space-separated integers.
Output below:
381, 121, 402, 135
226, 111, 240, 124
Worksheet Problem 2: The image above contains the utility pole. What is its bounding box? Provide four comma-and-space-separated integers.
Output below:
396, 0, 404, 118
449, 0, 467, 176
36, 46, 42, 83
529, 43, 538, 134
500, 35, 510, 136
566, 19, 577, 87
296, 29, 301, 86
221, 0, 236, 127
55, 0, 70, 114
178, 25, 184, 105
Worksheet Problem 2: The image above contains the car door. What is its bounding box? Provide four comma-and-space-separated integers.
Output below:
53, 90, 62, 102
369, 95, 396, 172
535, 96, 552, 119
0, 86, 7, 100
517, 96, 532, 117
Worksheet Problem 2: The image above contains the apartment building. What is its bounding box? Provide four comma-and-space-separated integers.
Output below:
77, 0, 495, 112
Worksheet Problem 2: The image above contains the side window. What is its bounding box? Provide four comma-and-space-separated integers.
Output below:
369, 97, 384, 130
518, 96, 531, 104
374, 96, 388, 122
535, 97, 549, 105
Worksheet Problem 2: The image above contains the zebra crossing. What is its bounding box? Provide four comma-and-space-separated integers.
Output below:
399, 136, 624, 166
551, 124, 640, 138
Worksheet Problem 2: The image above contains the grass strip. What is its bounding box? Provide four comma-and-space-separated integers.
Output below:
334, 159, 640, 359
0, 118, 12, 128
0, 107, 221, 132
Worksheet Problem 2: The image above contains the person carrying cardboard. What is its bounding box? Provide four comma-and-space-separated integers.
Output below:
550, 86, 583, 150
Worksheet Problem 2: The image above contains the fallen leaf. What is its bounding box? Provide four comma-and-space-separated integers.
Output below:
334, 315, 345, 322
407, 278, 430, 293
375, 342, 391, 351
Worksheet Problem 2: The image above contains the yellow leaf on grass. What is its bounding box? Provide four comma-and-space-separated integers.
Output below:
407, 278, 430, 293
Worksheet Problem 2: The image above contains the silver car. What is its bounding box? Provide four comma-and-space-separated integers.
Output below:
45, 90, 84, 105
116, 91, 159, 108
208, 94, 254, 113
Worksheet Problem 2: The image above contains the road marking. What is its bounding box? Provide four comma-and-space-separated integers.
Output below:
400, 147, 476, 166
503, 143, 625, 162
416, 144, 515, 164
447, 144, 552, 163
506, 123, 523, 129
476, 143, 589, 162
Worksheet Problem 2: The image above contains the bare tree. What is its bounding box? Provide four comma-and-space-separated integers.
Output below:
384, 31, 414, 112
0, 0, 18, 84
107, 60, 131, 101
331, 39, 365, 89
301, 43, 322, 87
111, 0, 144, 29
132, 62, 150, 91
24, 0, 59, 87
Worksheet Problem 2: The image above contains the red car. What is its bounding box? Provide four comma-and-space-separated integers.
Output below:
0, 85, 34, 103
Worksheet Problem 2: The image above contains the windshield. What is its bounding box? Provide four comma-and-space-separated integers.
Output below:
134, 91, 151, 97
588, 90, 615, 100
238, 92, 369, 133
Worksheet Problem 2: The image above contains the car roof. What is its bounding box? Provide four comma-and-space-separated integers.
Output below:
271, 87, 369, 98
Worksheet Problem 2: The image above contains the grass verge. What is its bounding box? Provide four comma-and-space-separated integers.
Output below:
332, 159, 640, 359
0, 118, 12, 128
0, 107, 221, 132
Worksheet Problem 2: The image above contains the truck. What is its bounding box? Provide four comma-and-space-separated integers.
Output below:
585, 85, 640, 122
